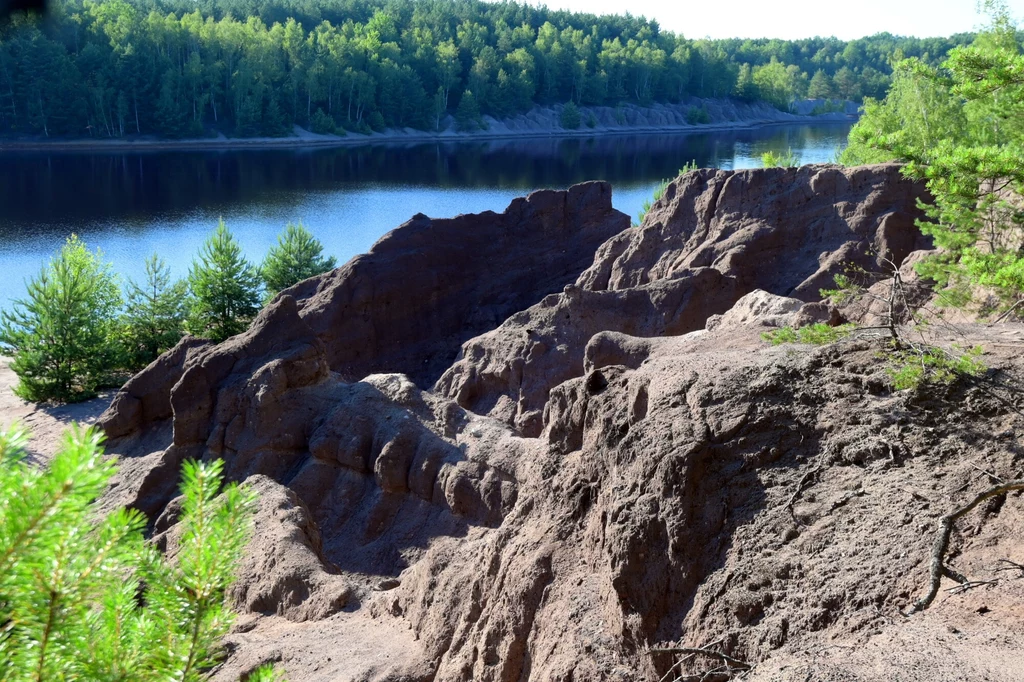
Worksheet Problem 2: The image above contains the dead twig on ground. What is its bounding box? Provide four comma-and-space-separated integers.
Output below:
908, 479, 1024, 613
786, 465, 822, 525
946, 579, 999, 595
969, 463, 1005, 484
995, 559, 1024, 575
649, 646, 751, 671
987, 298, 1024, 326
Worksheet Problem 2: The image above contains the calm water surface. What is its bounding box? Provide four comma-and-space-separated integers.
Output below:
0, 122, 852, 305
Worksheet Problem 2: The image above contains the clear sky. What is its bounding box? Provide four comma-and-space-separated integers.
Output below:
522, 0, 1024, 40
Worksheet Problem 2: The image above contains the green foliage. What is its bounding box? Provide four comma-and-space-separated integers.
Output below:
685, 105, 711, 124
309, 108, 336, 135
634, 165, 699, 226
585, 113, 598, 128
0, 235, 121, 402
761, 148, 799, 167
0, 0, 975, 140
820, 273, 861, 305
0, 424, 277, 681
840, 3, 1024, 309
187, 220, 262, 343
808, 69, 836, 99
121, 254, 188, 370
635, 177, 673, 226
887, 344, 986, 390
810, 99, 845, 115
261, 222, 338, 299
761, 323, 857, 346
559, 101, 581, 129
455, 89, 483, 131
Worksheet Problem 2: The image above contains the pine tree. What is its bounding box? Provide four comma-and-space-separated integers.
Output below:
121, 254, 188, 369
808, 69, 835, 100
559, 100, 581, 129
0, 423, 283, 682
260, 222, 337, 299
455, 89, 482, 131
186, 220, 262, 342
0, 235, 121, 402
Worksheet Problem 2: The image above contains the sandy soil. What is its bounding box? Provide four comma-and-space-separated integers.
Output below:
0, 357, 114, 463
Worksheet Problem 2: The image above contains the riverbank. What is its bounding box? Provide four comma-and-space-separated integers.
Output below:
0, 99, 856, 153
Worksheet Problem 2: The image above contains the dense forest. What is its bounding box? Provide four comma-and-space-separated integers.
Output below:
0, 0, 973, 138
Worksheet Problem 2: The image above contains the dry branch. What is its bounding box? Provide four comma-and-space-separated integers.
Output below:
786, 465, 822, 525
909, 479, 1024, 613
648, 646, 751, 671
995, 559, 1024, 575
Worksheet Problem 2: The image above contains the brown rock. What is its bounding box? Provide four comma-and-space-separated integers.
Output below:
438, 165, 927, 433
96, 167, 1024, 682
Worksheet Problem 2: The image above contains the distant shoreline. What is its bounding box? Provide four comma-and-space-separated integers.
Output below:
0, 113, 856, 154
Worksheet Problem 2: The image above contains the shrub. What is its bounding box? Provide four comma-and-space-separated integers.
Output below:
887, 344, 986, 390
261, 222, 338, 299
0, 423, 281, 681
187, 220, 262, 342
560, 101, 581, 129
0, 235, 122, 402
761, 323, 857, 345
810, 99, 845, 116
586, 113, 598, 128
761, 148, 799, 167
455, 89, 483, 131
367, 111, 386, 132
121, 254, 188, 370
685, 105, 711, 124
635, 177, 672, 226
309, 108, 336, 135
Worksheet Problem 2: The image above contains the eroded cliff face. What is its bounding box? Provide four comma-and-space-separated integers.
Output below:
99, 167, 1024, 682
436, 163, 928, 435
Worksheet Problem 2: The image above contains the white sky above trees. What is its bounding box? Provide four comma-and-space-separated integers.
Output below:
520, 0, 1024, 40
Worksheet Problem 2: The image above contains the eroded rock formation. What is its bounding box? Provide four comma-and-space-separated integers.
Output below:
99, 167, 1024, 682
437, 163, 929, 434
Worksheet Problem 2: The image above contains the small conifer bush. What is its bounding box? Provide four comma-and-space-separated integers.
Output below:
187, 220, 262, 342
0, 235, 122, 402
260, 222, 337, 300
0, 423, 282, 681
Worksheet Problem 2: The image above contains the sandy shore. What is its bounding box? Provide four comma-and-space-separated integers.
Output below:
0, 112, 854, 154
0, 358, 113, 463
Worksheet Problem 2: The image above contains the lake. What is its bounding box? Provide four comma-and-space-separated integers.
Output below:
0, 122, 852, 306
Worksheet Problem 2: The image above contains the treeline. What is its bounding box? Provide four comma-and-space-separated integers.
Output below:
0, 222, 335, 402
0, 0, 973, 138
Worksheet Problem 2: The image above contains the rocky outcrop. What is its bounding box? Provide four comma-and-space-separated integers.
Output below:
437, 164, 929, 434
281, 181, 629, 386
96, 165, 1024, 682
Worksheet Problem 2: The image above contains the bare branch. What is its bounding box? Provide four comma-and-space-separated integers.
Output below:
908, 479, 1024, 613
649, 646, 751, 672
995, 559, 1024, 575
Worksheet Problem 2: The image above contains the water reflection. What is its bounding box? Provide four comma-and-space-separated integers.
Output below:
0, 122, 851, 304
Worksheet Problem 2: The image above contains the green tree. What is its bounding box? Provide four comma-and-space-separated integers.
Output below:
808, 69, 835, 99
0, 235, 121, 402
121, 254, 189, 370
260, 221, 337, 298
187, 220, 262, 342
0, 423, 282, 682
752, 57, 794, 109
559, 99, 581, 129
841, 0, 1024, 311
455, 89, 483, 131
